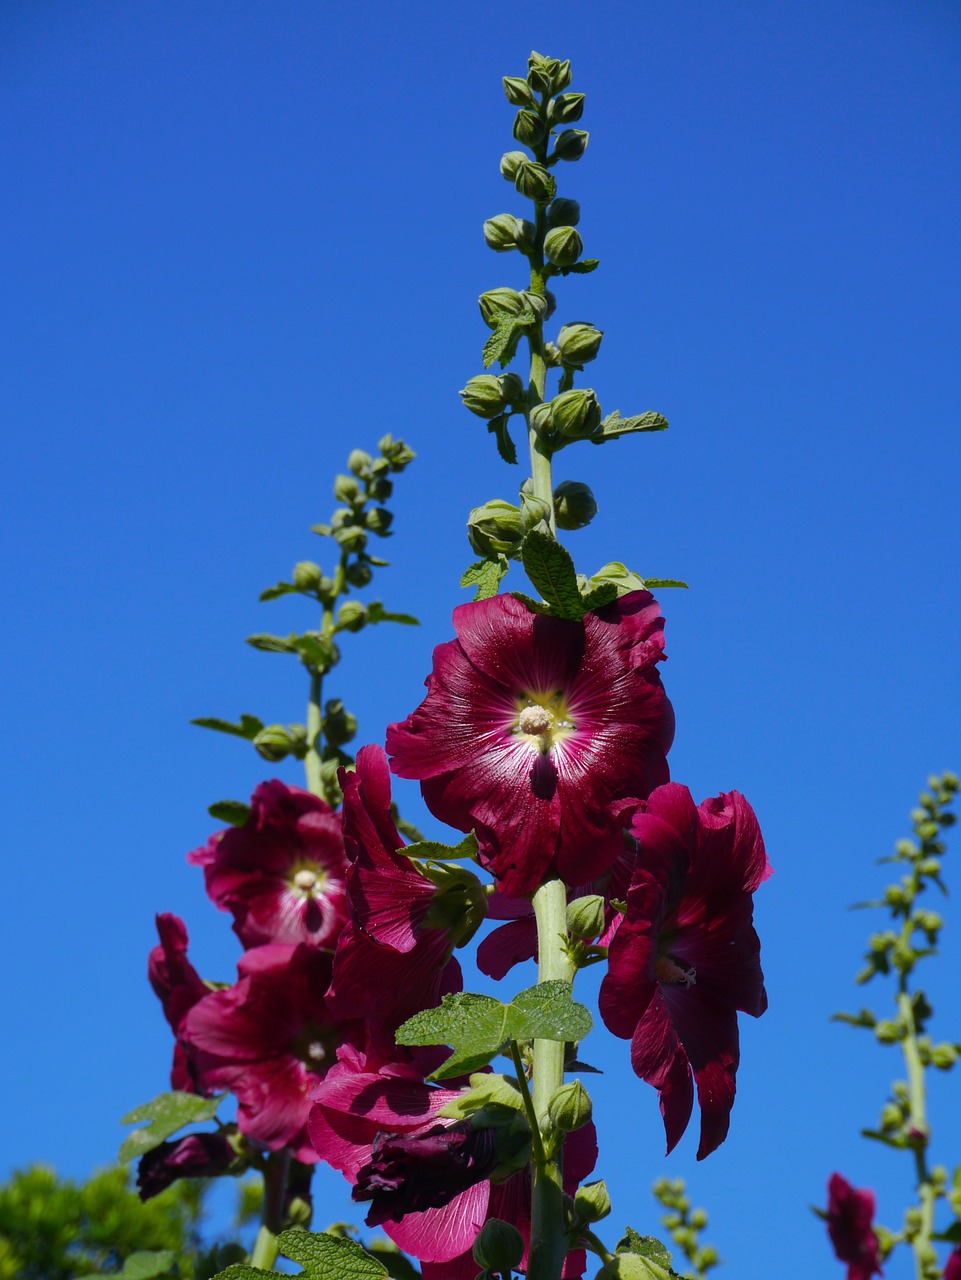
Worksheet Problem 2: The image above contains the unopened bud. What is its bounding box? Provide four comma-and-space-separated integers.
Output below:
333, 524, 367, 553
875, 1020, 901, 1044
483, 213, 534, 254
520, 491, 552, 530
378, 435, 415, 471
513, 110, 546, 149
567, 894, 605, 939
336, 601, 367, 633
547, 197, 581, 228
520, 289, 556, 321
499, 150, 527, 181
467, 500, 524, 558
553, 128, 589, 162
932, 1043, 958, 1069
502, 76, 536, 108
460, 374, 510, 419
514, 159, 554, 202
347, 449, 371, 477
253, 725, 295, 763
529, 401, 554, 434
544, 226, 583, 268
478, 288, 526, 329
596, 1254, 651, 1278
473, 1218, 525, 1271
552, 388, 602, 439
547, 1079, 592, 1132
548, 92, 585, 125
556, 322, 603, 365
573, 1179, 612, 1224
292, 561, 323, 591
345, 560, 372, 588
554, 480, 598, 531
323, 699, 357, 747
334, 474, 361, 503
500, 372, 526, 404
367, 475, 393, 502
364, 507, 392, 536
550, 59, 572, 93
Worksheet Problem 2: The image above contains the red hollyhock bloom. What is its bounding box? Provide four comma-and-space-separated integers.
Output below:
148, 913, 216, 1094
825, 1174, 883, 1280
137, 1132, 235, 1200
182, 944, 364, 1162
188, 780, 349, 949
598, 784, 770, 1159
386, 592, 674, 898
944, 1247, 961, 1280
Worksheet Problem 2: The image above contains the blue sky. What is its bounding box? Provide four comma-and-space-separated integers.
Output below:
1, 1, 960, 1276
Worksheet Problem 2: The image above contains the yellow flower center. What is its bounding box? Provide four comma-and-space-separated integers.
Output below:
513, 689, 575, 753
290, 862, 327, 898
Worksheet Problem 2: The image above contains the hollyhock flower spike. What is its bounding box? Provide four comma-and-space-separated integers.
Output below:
599, 783, 770, 1159
188, 779, 349, 949
386, 590, 674, 897
825, 1173, 883, 1280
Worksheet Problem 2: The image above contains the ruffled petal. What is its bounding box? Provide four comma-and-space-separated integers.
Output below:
476, 919, 538, 980
630, 991, 694, 1155
382, 1180, 491, 1263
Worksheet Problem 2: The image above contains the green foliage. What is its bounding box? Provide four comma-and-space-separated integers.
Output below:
119, 1093, 224, 1164
520, 528, 584, 619
215, 1229, 391, 1280
591, 410, 668, 442
207, 801, 251, 827
483, 310, 537, 370
402, 831, 479, 862
396, 980, 592, 1079
460, 555, 510, 601
87, 1251, 178, 1280
191, 715, 263, 740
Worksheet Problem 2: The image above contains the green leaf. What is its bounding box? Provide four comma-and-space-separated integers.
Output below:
486, 413, 518, 465
279, 1228, 389, 1279
520, 529, 584, 619
245, 633, 298, 654
119, 1092, 223, 1164
482, 309, 536, 370
214, 1268, 287, 1280
510, 590, 551, 615
366, 602, 419, 626
88, 1250, 178, 1280
460, 556, 509, 601
397, 981, 591, 1080
207, 800, 251, 827
558, 258, 599, 275
191, 714, 264, 740
612, 1231, 681, 1279
642, 578, 688, 590
258, 581, 297, 602
310, 523, 333, 537
592, 410, 669, 443
831, 1008, 878, 1029
579, 582, 618, 611
402, 831, 479, 861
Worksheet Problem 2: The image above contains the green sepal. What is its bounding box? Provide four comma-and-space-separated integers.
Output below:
292, 634, 339, 670
246, 633, 299, 654
402, 831, 479, 861
87, 1251, 178, 1280
555, 258, 599, 275
590, 410, 668, 443
396, 980, 592, 1080
191, 713, 263, 740
520, 528, 585, 619
487, 413, 518, 464
437, 1072, 525, 1120
208, 800, 251, 827
258, 581, 297, 602
119, 1091, 223, 1164
482, 309, 536, 370
599, 1230, 682, 1280
461, 555, 509, 600
366, 601, 419, 625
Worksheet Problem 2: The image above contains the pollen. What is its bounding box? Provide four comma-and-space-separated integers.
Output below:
655, 954, 697, 988
293, 868, 318, 891
518, 704, 553, 736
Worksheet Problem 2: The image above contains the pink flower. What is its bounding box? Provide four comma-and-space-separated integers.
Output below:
825, 1174, 883, 1280
188, 780, 349, 949
136, 1132, 234, 1200
598, 784, 770, 1159
944, 1248, 961, 1280
386, 592, 674, 897
182, 944, 364, 1162
148, 913, 215, 1094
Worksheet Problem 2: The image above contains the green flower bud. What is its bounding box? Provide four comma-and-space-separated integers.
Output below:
323, 698, 357, 747
367, 475, 393, 502
478, 287, 526, 329
499, 150, 527, 181
875, 1020, 902, 1043
553, 128, 589, 162
552, 388, 602, 438
515, 290, 548, 323
336, 601, 367, 633
253, 724, 295, 763
378, 434, 415, 471
473, 1218, 525, 1271
500, 372, 526, 404
502, 76, 536, 108
932, 1043, 958, 1069
547, 196, 581, 228
286, 1196, 312, 1229
573, 1179, 612, 1224
547, 1079, 592, 1132
566, 894, 605, 939
550, 59, 572, 93
529, 401, 554, 434
345, 560, 372, 588
554, 480, 598, 530
347, 449, 371, 477
292, 560, 323, 591
690, 1208, 708, 1230
520, 491, 552, 530
483, 214, 522, 253
334, 473, 361, 504
513, 109, 546, 149
548, 92, 585, 125
556, 322, 603, 365
880, 1103, 903, 1130
527, 61, 553, 96
467, 499, 524, 558
544, 225, 583, 268
596, 1256, 651, 1280
364, 507, 393, 536
460, 373, 510, 418
333, 524, 367, 552
514, 159, 554, 202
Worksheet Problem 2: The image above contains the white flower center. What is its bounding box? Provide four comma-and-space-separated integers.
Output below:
306, 1040, 327, 1062
518, 704, 554, 736
293, 868, 318, 890
513, 689, 576, 754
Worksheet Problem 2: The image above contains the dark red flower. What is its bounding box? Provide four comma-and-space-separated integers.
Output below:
183, 944, 364, 1162
825, 1174, 883, 1280
136, 1132, 235, 1200
944, 1247, 961, 1280
386, 591, 674, 897
598, 784, 770, 1159
148, 913, 215, 1093
188, 780, 349, 949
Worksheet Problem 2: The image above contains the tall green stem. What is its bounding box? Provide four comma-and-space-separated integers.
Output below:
528, 876, 575, 1280
303, 551, 348, 797
249, 1148, 290, 1269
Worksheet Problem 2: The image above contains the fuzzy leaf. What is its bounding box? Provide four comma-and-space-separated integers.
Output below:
259, 581, 297, 602
119, 1092, 223, 1163
642, 578, 688, 590
279, 1229, 389, 1279
366, 601, 419, 626
460, 556, 509, 601
521, 529, 584, 619
482, 309, 536, 370
579, 582, 618, 611
486, 413, 518, 465
214, 1269, 286, 1280
558, 258, 599, 275
507, 980, 593, 1042
402, 831, 479, 862
208, 800, 251, 827
191, 714, 264, 740
510, 590, 551, 615
592, 410, 669, 443
88, 1251, 178, 1280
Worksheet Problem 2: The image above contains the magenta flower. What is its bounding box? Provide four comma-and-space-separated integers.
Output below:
148, 913, 216, 1094
944, 1248, 961, 1280
825, 1174, 883, 1280
386, 592, 674, 897
136, 1132, 235, 1200
598, 783, 770, 1159
188, 780, 348, 949
182, 944, 364, 1162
